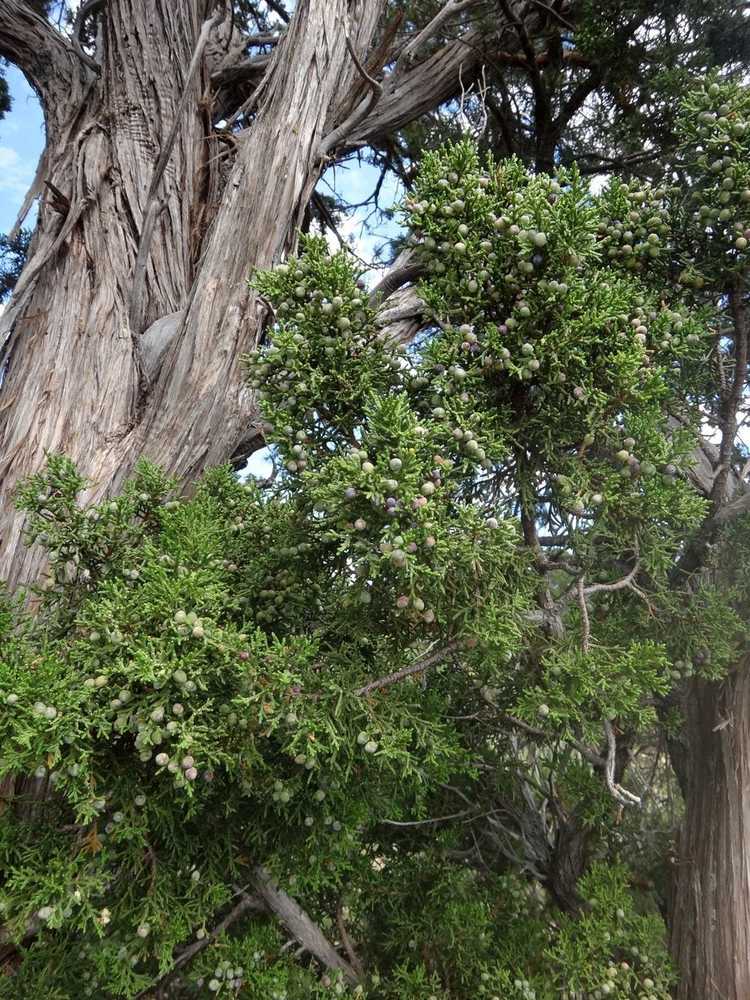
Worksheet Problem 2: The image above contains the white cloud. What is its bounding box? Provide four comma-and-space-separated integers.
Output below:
0, 146, 35, 202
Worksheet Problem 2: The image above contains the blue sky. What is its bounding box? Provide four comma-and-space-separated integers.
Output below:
0, 66, 45, 233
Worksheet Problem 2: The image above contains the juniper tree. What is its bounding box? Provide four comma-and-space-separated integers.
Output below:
3, 88, 750, 997
2, 2, 750, 997
1, 0, 746, 586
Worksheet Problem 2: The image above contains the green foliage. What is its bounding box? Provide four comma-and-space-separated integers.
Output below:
0, 228, 31, 302
516, 641, 671, 742
7, 88, 750, 995
360, 858, 673, 1000
676, 76, 750, 287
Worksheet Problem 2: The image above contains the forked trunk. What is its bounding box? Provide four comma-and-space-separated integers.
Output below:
0, 0, 388, 588
670, 664, 750, 1000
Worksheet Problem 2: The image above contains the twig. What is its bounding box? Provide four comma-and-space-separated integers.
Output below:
457, 63, 489, 137
558, 547, 640, 610
576, 576, 590, 653
319, 36, 383, 158
311, 192, 371, 269
355, 641, 461, 696
582, 557, 640, 596
129, 7, 225, 334
336, 903, 365, 979
380, 807, 475, 827
395, 0, 483, 71
603, 720, 641, 807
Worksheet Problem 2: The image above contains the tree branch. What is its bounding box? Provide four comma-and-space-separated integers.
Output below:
0, 0, 83, 105
710, 489, 750, 527
251, 866, 359, 985
342, 3, 549, 155
211, 52, 272, 89
603, 719, 641, 807
319, 35, 383, 158
136, 891, 266, 998
374, 283, 426, 345
347, 27, 484, 149
355, 640, 461, 696
395, 0, 485, 72
368, 256, 425, 308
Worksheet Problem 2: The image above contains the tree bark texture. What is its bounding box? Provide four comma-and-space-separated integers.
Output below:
670, 663, 750, 1000
0, 0, 389, 587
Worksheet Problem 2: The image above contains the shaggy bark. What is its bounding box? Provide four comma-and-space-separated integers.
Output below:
670, 664, 750, 1000
666, 286, 750, 999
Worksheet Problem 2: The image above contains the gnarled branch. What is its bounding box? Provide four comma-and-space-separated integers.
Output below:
0, 0, 83, 105
319, 35, 383, 158
356, 640, 461, 696
395, 0, 485, 71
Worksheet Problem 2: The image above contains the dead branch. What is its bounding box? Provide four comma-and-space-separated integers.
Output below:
381, 807, 476, 827
319, 35, 383, 158
603, 720, 641, 807
396, 0, 485, 71
355, 640, 461, 696
252, 866, 359, 984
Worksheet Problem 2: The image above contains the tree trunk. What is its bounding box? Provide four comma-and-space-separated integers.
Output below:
0, 0, 496, 591
0, 0, 388, 588
670, 664, 750, 1000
